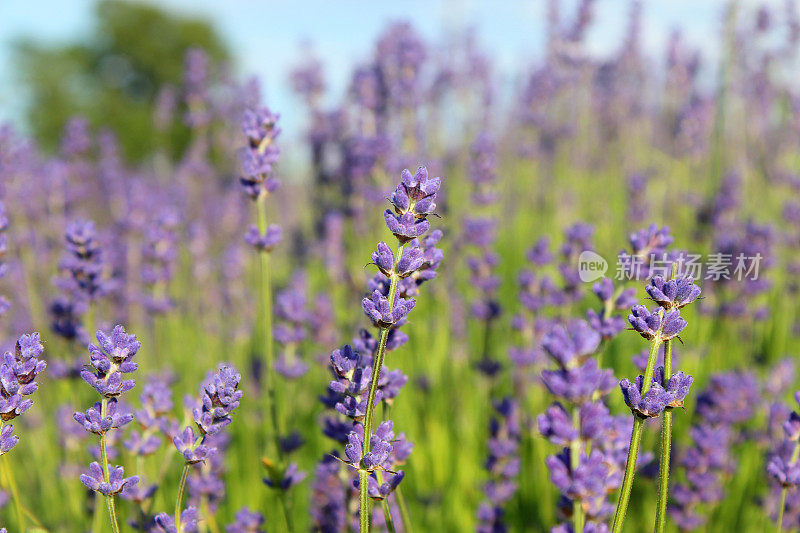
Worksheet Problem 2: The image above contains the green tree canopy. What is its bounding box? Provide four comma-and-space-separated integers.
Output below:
14, 0, 230, 161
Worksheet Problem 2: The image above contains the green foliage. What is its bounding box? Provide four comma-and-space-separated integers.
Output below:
13, 0, 229, 162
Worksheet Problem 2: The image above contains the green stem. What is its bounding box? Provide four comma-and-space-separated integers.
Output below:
99, 398, 121, 533
571, 408, 584, 533
255, 195, 295, 530
612, 331, 662, 533
175, 464, 190, 533
278, 490, 295, 532
0, 425, 23, 531
376, 471, 397, 533
92, 493, 103, 533
381, 499, 397, 533
256, 195, 281, 458
654, 340, 673, 533
612, 418, 645, 533
359, 242, 405, 533
395, 485, 414, 533
776, 441, 800, 533
777, 489, 788, 533
359, 470, 371, 532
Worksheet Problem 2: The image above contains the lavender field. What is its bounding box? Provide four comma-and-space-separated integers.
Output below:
1, 1, 799, 532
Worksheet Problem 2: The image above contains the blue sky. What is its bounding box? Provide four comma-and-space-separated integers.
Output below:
0, 0, 778, 140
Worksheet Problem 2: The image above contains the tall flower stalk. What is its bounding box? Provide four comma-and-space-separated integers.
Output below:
0, 332, 47, 530
163, 365, 243, 533
327, 166, 441, 533
654, 338, 673, 533
768, 392, 800, 532
76, 325, 142, 533
314, 210, 441, 531
237, 107, 284, 460
612, 272, 699, 532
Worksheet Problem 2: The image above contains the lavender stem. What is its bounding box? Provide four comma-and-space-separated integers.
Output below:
174, 464, 190, 533
613, 328, 663, 533
99, 398, 121, 533
256, 193, 295, 530
395, 485, 414, 533
360, 242, 405, 533
256, 194, 282, 459
654, 339, 673, 533
571, 408, 584, 532
0, 421, 23, 531
376, 472, 397, 533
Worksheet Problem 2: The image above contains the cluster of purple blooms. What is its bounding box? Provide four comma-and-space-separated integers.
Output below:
620, 275, 700, 420
57, 219, 111, 304
2, 9, 800, 531
273, 273, 312, 380
507, 225, 602, 379
0, 333, 47, 454
586, 277, 637, 341
537, 318, 625, 532
0, 47, 274, 530
617, 224, 674, 280
239, 106, 282, 251
610, 270, 702, 532
76, 326, 141, 498
311, 167, 443, 531
49, 220, 111, 378
463, 134, 503, 375
140, 210, 180, 314
477, 398, 521, 533
161, 364, 244, 530
559, 223, 595, 302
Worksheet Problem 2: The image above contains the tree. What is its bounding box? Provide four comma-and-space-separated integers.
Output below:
14, 0, 230, 161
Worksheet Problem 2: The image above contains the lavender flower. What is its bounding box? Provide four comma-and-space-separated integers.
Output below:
617, 224, 673, 280
263, 462, 307, 491
0, 426, 17, 455
154, 507, 199, 533
384, 167, 441, 242
645, 275, 701, 309
58, 219, 109, 302
80, 462, 139, 496
0, 332, 46, 454
361, 290, 416, 326
74, 399, 133, 435
80, 326, 141, 398
76, 325, 140, 531
768, 456, 800, 488
192, 366, 242, 436
168, 366, 244, 531
542, 320, 601, 369
226, 507, 265, 533
348, 421, 410, 502
541, 359, 616, 404
538, 403, 578, 446
243, 224, 282, 252
322, 166, 440, 531
239, 107, 281, 200
173, 426, 210, 464
620, 369, 693, 418
627, 305, 686, 341
547, 449, 614, 520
